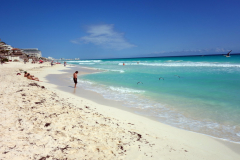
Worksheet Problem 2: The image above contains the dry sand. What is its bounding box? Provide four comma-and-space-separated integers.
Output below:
0, 62, 240, 160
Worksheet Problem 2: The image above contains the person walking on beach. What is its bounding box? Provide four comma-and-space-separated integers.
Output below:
73, 71, 78, 88
64, 61, 66, 67
51, 61, 53, 66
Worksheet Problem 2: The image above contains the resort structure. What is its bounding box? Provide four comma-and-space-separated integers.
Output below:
0, 40, 48, 62
22, 48, 42, 58
0, 41, 27, 61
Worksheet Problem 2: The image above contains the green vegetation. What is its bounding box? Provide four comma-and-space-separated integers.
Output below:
1, 58, 9, 62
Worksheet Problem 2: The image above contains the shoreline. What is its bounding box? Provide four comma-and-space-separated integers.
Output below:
40, 64, 240, 148
51, 64, 240, 144
45, 65, 131, 111
1, 62, 240, 159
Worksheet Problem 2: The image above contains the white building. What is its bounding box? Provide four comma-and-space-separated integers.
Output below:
22, 48, 42, 58
6, 56, 21, 62
2, 45, 13, 50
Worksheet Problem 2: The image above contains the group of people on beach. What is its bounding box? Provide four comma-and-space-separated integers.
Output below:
50, 61, 67, 67
24, 71, 39, 81
21, 61, 77, 87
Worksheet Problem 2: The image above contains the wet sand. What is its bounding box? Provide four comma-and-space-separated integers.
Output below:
45, 66, 134, 112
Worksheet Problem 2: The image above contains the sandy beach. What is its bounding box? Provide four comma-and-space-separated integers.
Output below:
0, 62, 240, 160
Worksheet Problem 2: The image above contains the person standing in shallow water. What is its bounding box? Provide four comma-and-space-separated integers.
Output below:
73, 71, 78, 88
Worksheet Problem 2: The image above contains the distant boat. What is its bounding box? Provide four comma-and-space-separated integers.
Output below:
224, 50, 232, 57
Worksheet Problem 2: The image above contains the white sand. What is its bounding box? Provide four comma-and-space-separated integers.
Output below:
0, 62, 240, 160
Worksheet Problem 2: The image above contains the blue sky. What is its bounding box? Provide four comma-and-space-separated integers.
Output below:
0, 0, 240, 59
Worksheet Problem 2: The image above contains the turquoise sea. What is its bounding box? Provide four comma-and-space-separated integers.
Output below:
64, 55, 240, 143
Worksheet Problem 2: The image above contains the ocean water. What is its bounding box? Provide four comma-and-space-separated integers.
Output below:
64, 55, 240, 142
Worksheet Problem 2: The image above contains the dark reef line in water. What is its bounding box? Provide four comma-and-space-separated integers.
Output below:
81, 53, 240, 61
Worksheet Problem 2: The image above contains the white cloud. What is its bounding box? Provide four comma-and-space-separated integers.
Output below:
70, 40, 79, 44
72, 24, 136, 50
215, 48, 228, 52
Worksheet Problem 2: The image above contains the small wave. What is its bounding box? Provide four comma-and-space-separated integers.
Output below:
110, 70, 125, 73
92, 60, 102, 62
76, 80, 145, 103
79, 63, 95, 65
78, 80, 94, 84
67, 60, 101, 63
65, 61, 81, 63
78, 60, 92, 62
109, 86, 144, 93
78, 60, 101, 63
